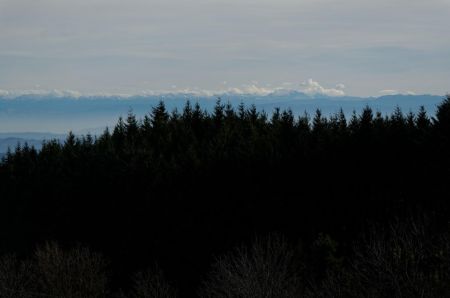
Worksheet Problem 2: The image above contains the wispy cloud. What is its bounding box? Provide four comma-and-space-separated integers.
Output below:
300, 79, 345, 97
0, 89, 83, 99
0, 79, 347, 99
379, 89, 417, 96
379, 89, 399, 96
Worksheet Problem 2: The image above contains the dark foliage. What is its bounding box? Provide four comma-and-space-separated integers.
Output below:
0, 96, 449, 296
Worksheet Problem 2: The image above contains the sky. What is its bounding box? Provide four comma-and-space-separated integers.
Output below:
0, 0, 449, 97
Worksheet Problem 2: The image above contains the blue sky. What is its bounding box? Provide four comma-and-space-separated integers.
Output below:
0, 0, 449, 96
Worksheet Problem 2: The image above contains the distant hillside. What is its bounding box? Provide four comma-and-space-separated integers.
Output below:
0, 133, 66, 154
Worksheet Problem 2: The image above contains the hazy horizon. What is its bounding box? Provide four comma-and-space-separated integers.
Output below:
1, 0, 449, 134
0, 93, 444, 135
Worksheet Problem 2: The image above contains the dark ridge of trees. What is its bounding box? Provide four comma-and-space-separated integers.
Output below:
0, 96, 449, 297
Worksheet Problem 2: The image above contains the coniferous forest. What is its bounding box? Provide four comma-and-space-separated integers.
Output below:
0, 96, 449, 297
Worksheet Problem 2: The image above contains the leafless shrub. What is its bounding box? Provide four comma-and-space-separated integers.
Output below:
305, 220, 450, 298
0, 254, 34, 298
199, 235, 301, 298
33, 241, 108, 298
128, 266, 177, 298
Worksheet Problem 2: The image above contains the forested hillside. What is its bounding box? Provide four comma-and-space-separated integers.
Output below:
0, 96, 449, 297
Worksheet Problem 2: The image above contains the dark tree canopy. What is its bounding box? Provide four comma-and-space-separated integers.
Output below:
0, 98, 449, 297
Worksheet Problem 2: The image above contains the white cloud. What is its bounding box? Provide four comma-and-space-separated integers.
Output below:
237, 84, 273, 96
0, 89, 83, 99
300, 79, 346, 96
0, 85, 286, 98
379, 89, 398, 95
379, 89, 416, 96
0, 84, 427, 100
336, 83, 346, 90
49, 89, 82, 98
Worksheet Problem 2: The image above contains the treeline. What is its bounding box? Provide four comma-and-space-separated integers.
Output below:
0, 96, 449, 296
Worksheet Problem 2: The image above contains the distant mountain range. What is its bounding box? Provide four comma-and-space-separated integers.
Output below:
0, 133, 66, 156
0, 92, 445, 154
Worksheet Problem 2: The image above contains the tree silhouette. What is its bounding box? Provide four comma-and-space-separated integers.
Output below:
0, 99, 449, 296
